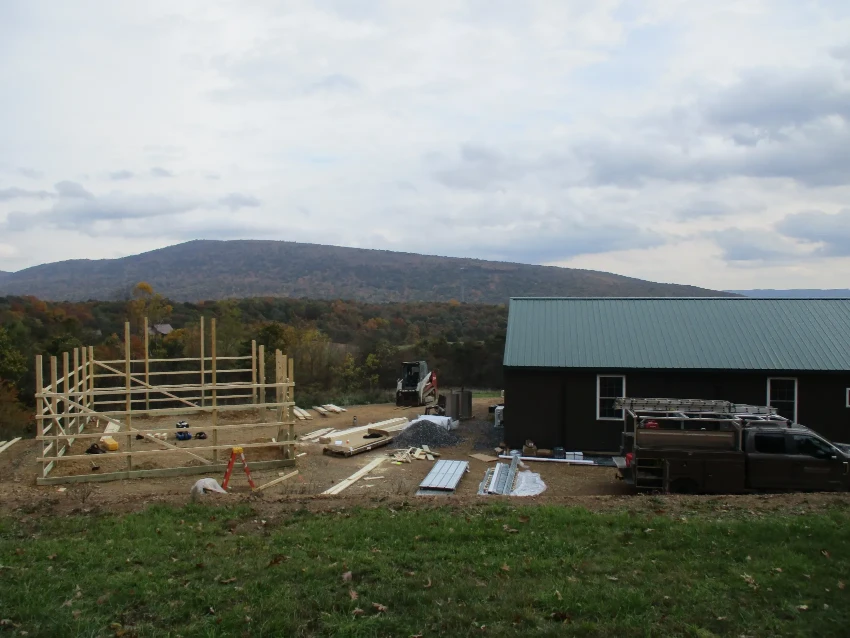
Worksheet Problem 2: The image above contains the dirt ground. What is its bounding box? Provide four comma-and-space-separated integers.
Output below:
3, 398, 850, 518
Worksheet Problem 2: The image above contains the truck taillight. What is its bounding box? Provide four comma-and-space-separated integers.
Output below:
625, 452, 634, 467
645, 420, 659, 429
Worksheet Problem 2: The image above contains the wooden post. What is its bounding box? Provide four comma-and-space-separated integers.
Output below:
211, 318, 218, 462
88, 346, 95, 411
36, 355, 46, 477
62, 352, 70, 456
124, 322, 132, 470
258, 345, 265, 412
251, 340, 257, 405
288, 356, 295, 455
200, 316, 205, 408
144, 316, 150, 411
80, 347, 87, 427
71, 348, 79, 438
50, 356, 58, 438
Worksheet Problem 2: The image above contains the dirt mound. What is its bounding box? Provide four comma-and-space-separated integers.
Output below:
394, 420, 461, 449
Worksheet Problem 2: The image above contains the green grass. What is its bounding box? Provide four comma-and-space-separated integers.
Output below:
2, 504, 849, 637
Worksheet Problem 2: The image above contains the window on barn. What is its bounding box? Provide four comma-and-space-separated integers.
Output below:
597, 375, 625, 420
767, 378, 797, 422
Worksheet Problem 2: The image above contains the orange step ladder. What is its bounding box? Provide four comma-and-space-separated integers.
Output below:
221, 446, 256, 491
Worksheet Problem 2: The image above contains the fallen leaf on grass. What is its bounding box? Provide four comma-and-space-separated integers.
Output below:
797, 605, 809, 612
97, 594, 110, 605
839, 581, 845, 590
716, 616, 727, 621
349, 589, 358, 601
268, 555, 288, 566
741, 573, 758, 589
72, 610, 81, 619
821, 550, 831, 559
372, 602, 388, 614
342, 571, 353, 582
644, 528, 654, 534
555, 590, 562, 600
219, 578, 237, 585
352, 608, 364, 617
823, 604, 830, 610
61, 600, 73, 608
196, 563, 205, 569
503, 524, 518, 533
48, 554, 57, 561
424, 578, 432, 589
518, 516, 530, 523
500, 564, 510, 572
405, 571, 416, 576
774, 567, 783, 573
606, 576, 618, 582
550, 611, 571, 622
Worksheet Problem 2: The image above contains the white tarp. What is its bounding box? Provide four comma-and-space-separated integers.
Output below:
413, 415, 458, 430
510, 471, 547, 497
190, 478, 228, 500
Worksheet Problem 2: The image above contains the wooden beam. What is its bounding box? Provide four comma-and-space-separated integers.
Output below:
124, 321, 132, 471
255, 470, 299, 492
88, 346, 95, 411
322, 457, 385, 495
94, 360, 200, 409
38, 420, 292, 441
251, 340, 257, 404
36, 354, 47, 477
40, 439, 294, 462
0, 438, 22, 455
288, 356, 295, 455
258, 344, 265, 407
211, 317, 217, 462
36, 459, 295, 486
144, 316, 150, 411
200, 316, 205, 408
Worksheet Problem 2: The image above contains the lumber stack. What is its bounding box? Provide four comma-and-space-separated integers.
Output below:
318, 417, 408, 444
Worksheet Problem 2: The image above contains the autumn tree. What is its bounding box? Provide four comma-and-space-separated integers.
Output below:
127, 281, 172, 337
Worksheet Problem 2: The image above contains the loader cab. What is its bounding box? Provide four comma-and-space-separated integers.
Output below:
400, 361, 428, 390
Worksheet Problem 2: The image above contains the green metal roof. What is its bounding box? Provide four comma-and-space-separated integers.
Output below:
503, 298, 850, 371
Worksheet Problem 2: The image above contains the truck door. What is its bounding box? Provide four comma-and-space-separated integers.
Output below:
746, 432, 795, 490
789, 433, 846, 491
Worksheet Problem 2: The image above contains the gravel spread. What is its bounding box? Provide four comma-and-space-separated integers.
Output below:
393, 419, 461, 449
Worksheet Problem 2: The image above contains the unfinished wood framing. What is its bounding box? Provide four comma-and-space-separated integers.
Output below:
35, 318, 297, 485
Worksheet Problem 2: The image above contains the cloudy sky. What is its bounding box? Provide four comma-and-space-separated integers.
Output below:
1, 0, 849, 290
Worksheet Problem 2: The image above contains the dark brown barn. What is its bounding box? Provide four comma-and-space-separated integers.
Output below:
502, 298, 850, 452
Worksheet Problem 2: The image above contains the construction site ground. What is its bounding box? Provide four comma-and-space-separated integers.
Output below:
3, 397, 849, 519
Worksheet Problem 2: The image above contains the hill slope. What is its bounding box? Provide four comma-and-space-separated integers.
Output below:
0, 240, 733, 302
730, 289, 850, 298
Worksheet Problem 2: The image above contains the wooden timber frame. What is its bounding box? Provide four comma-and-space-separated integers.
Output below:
35, 318, 296, 485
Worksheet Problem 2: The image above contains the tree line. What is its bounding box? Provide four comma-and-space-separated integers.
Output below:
0, 287, 506, 436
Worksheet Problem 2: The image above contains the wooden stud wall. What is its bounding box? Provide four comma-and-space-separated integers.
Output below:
35, 318, 297, 485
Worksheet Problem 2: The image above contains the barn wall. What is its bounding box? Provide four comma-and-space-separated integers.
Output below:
504, 368, 850, 452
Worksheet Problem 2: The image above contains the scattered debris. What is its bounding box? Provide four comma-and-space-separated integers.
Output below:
389, 446, 442, 463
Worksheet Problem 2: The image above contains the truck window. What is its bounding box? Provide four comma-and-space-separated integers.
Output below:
753, 433, 786, 454
793, 434, 834, 460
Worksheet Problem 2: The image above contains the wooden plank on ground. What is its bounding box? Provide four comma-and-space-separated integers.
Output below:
469, 453, 499, 462
0, 438, 21, 454
255, 470, 299, 492
325, 403, 347, 412
322, 457, 385, 495
319, 417, 408, 443
323, 435, 394, 457
312, 406, 329, 416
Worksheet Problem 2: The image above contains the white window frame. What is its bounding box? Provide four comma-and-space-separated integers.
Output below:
596, 374, 626, 421
767, 377, 798, 423
846, 388, 850, 408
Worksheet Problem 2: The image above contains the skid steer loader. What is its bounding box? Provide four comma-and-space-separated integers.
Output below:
396, 361, 437, 407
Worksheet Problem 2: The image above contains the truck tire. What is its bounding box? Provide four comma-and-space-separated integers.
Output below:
669, 478, 700, 495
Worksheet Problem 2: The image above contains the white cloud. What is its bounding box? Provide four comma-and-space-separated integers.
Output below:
0, 0, 849, 289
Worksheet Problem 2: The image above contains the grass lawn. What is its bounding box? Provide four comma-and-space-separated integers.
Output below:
1, 504, 848, 637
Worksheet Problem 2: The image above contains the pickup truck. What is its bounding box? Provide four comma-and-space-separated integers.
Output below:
614, 398, 850, 493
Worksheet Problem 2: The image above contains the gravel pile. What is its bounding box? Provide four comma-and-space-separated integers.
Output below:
394, 419, 461, 449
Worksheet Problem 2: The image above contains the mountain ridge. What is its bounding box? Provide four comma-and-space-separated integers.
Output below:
0, 239, 735, 302
729, 289, 850, 298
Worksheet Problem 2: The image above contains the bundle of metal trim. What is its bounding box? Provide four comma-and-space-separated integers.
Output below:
478, 454, 520, 495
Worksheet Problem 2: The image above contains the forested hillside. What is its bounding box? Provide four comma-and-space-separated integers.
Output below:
0, 289, 507, 437
0, 239, 732, 302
